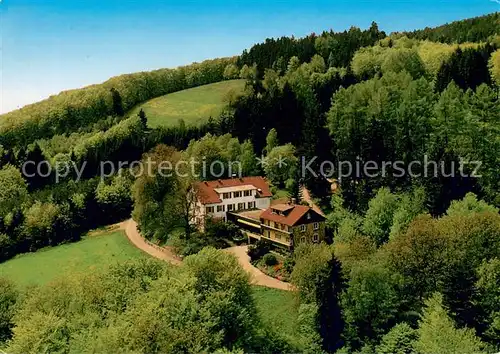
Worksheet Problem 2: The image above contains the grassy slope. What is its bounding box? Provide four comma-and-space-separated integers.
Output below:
0, 230, 146, 287
0, 229, 301, 348
252, 286, 303, 350
129, 79, 245, 128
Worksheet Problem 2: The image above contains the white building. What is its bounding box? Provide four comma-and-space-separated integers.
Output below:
193, 176, 272, 225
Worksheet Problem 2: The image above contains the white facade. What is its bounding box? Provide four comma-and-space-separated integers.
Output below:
194, 184, 271, 224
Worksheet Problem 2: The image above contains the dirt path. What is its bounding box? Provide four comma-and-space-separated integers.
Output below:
120, 219, 291, 291
225, 246, 292, 291
119, 219, 182, 265
300, 186, 325, 216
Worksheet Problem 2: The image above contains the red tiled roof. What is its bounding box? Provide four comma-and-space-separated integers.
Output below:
271, 204, 294, 212
260, 204, 324, 227
194, 176, 272, 205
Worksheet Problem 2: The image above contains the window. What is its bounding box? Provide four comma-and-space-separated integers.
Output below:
280, 223, 286, 230
233, 191, 242, 198
313, 222, 319, 230
238, 202, 245, 210
307, 213, 311, 220
217, 205, 225, 212
206, 206, 215, 213
244, 190, 252, 197
276, 234, 281, 240
285, 237, 290, 243
300, 224, 306, 232
300, 237, 306, 243
222, 193, 231, 199
247, 201, 255, 209
313, 234, 319, 243
228, 204, 234, 211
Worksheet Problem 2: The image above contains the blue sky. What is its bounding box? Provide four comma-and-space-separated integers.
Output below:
1, 0, 498, 114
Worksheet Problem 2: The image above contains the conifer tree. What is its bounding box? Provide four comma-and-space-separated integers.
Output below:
138, 108, 148, 129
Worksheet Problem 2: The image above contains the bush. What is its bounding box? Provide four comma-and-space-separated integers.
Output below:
283, 256, 295, 274
248, 239, 271, 262
263, 253, 278, 266
205, 219, 241, 246
0, 277, 18, 342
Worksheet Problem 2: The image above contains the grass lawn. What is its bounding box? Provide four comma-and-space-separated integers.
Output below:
273, 189, 291, 200
129, 79, 245, 128
251, 286, 303, 349
0, 226, 302, 348
0, 230, 147, 287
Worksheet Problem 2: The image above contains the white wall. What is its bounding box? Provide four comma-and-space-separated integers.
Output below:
256, 198, 271, 210
199, 188, 271, 221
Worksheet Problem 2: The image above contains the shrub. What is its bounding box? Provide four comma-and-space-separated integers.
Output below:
248, 239, 271, 262
283, 256, 295, 274
205, 219, 241, 246
0, 277, 18, 342
263, 253, 278, 266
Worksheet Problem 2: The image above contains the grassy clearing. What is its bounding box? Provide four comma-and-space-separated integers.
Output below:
272, 189, 291, 200
251, 286, 302, 349
129, 79, 245, 128
0, 227, 301, 347
0, 230, 147, 287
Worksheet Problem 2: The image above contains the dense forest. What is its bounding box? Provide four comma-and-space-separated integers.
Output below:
0, 11, 500, 353
403, 12, 500, 43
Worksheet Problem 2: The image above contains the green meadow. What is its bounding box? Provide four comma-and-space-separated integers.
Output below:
252, 286, 303, 350
129, 79, 245, 128
0, 230, 146, 287
0, 227, 300, 348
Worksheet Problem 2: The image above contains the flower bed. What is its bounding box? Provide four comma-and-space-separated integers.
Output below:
254, 253, 292, 282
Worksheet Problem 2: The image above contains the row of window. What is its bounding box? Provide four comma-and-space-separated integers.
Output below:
206, 201, 256, 214
266, 220, 290, 231
300, 222, 320, 232
263, 231, 319, 244
264, 221, 320, 232
222, 190, 253, 200
264, 230, 290, 243
301, 234, 319, 243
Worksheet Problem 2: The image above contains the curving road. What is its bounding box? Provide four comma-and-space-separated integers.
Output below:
119, 219, 182, 265
225, 245, 292, 291
120, 219, 291, 290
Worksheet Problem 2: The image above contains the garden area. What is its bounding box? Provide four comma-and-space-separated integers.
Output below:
248, 239, 293, 282
167, 219, 247, 257
0, 229, 147, 287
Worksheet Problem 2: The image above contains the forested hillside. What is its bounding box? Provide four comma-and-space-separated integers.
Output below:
0, 57, 236, 147
403, 12, 500, 43
237, 22, 385, 73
